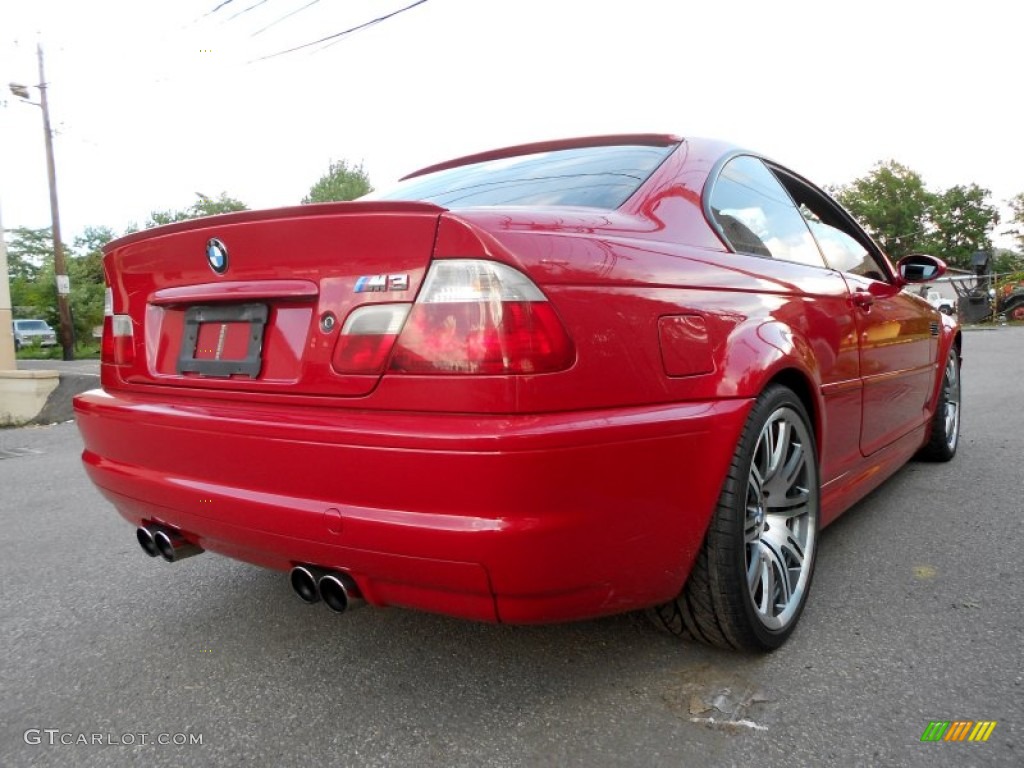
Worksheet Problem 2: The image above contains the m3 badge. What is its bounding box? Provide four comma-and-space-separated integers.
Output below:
354, 274, 409, 293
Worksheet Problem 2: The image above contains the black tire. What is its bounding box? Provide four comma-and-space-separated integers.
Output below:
1003, 297, 1024, 323
916, 346, 960, 462
648, 385, 820, 651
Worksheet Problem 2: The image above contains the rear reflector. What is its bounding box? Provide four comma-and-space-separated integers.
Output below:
101, 314, 134, 365
332, 304, 411, 374
389, 260, 574, 375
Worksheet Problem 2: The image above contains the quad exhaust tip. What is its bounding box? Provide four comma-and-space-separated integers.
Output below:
289, 566, 321, 604
289, 565, 364, 613
136, 526, 159, 557
136, 525, 204, 562
318, 572, 365, 614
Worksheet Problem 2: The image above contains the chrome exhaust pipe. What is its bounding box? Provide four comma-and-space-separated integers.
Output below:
318, 571, 364, 614
136, 526, 159, 557
289, 565, 322, 604
137, 524, 204, 562
152, 527, 204, 562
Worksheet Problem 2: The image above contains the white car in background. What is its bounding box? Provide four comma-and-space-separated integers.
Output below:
12, 319, 57, 350
926, 291, 956, 315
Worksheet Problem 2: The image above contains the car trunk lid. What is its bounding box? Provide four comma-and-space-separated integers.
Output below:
103, 201, 445, 398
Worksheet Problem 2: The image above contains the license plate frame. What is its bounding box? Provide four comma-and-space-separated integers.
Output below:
177, 303, 268, 378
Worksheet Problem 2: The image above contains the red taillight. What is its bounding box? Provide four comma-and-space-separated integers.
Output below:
389, 260, 574, 375
101, 287, 135, 365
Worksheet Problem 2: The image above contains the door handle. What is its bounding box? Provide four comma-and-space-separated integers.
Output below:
851, 290, 874, 310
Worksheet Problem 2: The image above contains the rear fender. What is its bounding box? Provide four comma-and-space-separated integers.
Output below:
716, 318, 824, 445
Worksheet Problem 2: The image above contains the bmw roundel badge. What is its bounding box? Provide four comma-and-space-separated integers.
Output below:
206, 238, 228, 274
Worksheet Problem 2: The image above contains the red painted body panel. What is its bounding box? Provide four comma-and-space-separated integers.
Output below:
76, 389, 749, 622
75, 135, 958, 624
841, 273, 936, 454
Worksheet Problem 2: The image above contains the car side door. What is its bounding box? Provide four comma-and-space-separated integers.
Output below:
774, 171, 937, 456
839, 270, 936, 455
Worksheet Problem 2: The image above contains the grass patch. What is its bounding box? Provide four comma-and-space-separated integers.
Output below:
16, 342, 100, 360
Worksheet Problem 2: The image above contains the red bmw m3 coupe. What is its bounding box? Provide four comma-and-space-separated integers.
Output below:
74, 134, 960, 650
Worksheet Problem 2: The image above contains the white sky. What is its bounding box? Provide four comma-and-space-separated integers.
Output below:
1, 0, 1021, 246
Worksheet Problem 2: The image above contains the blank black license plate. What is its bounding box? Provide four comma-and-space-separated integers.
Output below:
177, 303, 268, 378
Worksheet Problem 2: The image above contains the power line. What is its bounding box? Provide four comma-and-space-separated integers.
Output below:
228, 0, 273, 21
313, 0, 427, 54
205, 0, 237, 17
183, 0, 239, 28
251, 0, 429, 62
251, 0, 321, 37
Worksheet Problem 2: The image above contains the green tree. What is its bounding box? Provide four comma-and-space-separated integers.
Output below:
5, 226, 51, 282
74, 226, 115, 264
992, 248, 1024, 276
832, 161, 933, 259
6, 225, 112, 346
147, 192, 248, 228
68, 226, 115, 342
6, 227, 60, 321
302, 160, 372, 203
1006, 192, 1024, 251
923, 184, 1000, 270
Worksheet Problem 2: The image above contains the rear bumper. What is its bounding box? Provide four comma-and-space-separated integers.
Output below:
74, 389, 750, 623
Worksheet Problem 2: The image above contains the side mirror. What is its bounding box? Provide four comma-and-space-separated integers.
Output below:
897, 254, 947, 284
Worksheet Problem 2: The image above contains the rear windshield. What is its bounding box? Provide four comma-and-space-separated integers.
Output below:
369, 143, 677, 210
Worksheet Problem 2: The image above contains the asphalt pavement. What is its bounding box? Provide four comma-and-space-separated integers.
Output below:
16, 359, 101, 376
1, 328, 1021, 767
13, 359, 101, 425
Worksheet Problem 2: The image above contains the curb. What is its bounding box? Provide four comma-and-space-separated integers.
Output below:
33, 372, 101, 425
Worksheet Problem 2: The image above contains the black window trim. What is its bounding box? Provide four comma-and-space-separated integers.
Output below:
765, 161, 896, 283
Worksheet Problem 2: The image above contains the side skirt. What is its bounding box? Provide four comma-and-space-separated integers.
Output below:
819, 425, 926, 528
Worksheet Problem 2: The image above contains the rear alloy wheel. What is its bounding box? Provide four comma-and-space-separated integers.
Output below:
916, 347, 960, 462
649, 385, 819, 651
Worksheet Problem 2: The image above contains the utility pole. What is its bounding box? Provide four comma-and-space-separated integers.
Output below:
37, 43, 74, 360
0, 203, 16, 370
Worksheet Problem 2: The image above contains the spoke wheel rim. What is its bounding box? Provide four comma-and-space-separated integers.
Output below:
943, 353, 961, 450
744, 406, 817, 631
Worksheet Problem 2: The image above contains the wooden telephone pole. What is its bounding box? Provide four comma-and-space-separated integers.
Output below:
36, 43, 74, 360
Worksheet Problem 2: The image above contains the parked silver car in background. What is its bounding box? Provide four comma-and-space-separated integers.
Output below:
12, 319, 57, 351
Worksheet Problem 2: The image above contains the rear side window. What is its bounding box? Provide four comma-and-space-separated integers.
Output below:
708, 155, 825, 268
369, 144, 676, 209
